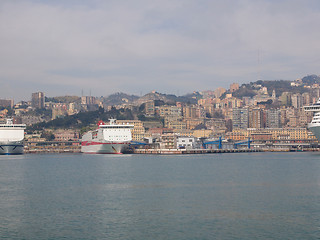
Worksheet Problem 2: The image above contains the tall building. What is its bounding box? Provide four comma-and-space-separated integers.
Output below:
230, 83, 239, 93
31, 92, 45, 109
81, 96, 96, 105
291, 93, 302, 108
232, 107, 249, 130
302, 92, 311, 106
280, 92, 292, 106
0, 99, 14, 108
183, 105, 198, 119
145, 100, 155, 116
214, 87, 226, 98
272, 89, 276, 99
249, 108, 264, 129
266, 109, 281, 128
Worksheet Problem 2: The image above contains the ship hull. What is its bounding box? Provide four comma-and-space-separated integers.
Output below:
81, 141, 130, 154
0, 141, 24, 155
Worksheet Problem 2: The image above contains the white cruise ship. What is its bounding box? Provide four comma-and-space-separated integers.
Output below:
81, 119, 134, 154
304, 99, 320, 140
0, 119, 26, 155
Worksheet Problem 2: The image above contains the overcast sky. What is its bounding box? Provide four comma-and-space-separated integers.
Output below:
1, 0, 320, 102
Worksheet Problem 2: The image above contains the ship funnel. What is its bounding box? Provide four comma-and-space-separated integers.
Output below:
109, 119, 116, 125
97, 120, 105, 126
6, 119, 13, 125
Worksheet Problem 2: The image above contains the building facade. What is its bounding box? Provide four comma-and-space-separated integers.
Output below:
32, 92, 45, 109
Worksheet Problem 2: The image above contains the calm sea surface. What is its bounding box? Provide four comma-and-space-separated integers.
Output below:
0, 152, 320, 240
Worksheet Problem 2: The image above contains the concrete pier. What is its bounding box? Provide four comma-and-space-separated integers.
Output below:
134, 148, 262, 154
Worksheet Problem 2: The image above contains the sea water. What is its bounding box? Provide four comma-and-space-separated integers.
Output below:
0, 152, 320, 239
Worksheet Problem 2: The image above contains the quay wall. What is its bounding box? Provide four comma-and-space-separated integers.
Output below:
24, 145, 319, 154
133, 148, 263, 154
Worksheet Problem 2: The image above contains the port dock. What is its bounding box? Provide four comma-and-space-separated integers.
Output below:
134, 148, 262, 154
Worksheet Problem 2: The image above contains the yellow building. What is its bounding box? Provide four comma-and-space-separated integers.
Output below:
160, 133, 176, 149
183, 105, 198, 119
157, 105, 182, 117
173, 129, 194, 137
185, 119, 204, 130
0, 109, 8, 117
167, 120, 187, 130
220, 97, 242, 109
145, 100, 155, 116
116, 120, 146, 141
226, 129, 248, 141
226, 128, 317, 141
193, 129, 214, 138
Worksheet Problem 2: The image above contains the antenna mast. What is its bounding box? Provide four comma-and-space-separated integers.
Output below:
258, 49, 262, 81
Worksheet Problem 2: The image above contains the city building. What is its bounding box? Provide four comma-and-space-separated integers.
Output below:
176, 136, 197, 149
280, 92, 292, 106
249, 108, 264, 129
227, 128, 316, 142
167, 120, 187, 130
145, 100, 155, 116
302, 92, 311, 105
214, 87, 226, 98
266, 109, 281, 128
160, 133, 176, 149
158, 105, 182, 117
291, 93, 302, 109
183, 105, 198, 119
53, 129, 80, 141
81, 96, 96, 105
230, 83, 239, 93
117, 119, 146, 141
32, 92, 45, 109
193, 129, 214, 138
185, 119, 204, 130
0, 99, 14, 108
232, 107, 249, 130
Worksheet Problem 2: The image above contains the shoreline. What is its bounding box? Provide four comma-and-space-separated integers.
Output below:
22, 147, 320, 154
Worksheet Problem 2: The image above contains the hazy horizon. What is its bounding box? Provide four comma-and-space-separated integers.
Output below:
1, 0, 320, 102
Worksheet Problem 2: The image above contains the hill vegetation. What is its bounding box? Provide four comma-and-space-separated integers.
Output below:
301, 74, 320, 85
27, 107, 134, 132
45, 96, 80, 103
103, 92, 139, 106
230, 79, 310, 98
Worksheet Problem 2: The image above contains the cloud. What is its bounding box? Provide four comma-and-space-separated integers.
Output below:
0, 0, 320, 101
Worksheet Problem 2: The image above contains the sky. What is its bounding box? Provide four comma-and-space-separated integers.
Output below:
1, 0, 320, 102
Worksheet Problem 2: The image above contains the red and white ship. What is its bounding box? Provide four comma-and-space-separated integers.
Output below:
81, 119, 134, 154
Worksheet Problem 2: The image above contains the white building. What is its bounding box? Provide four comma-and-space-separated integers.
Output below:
176, 136, 196, 149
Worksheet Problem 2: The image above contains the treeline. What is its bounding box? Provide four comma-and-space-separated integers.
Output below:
45, 96, 81, 103
231, 80, 310, 98
27, 107, 134, 131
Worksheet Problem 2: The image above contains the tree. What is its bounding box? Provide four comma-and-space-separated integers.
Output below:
41, 131, 55, 141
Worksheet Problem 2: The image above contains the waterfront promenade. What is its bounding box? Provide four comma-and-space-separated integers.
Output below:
24, 145, 319, 154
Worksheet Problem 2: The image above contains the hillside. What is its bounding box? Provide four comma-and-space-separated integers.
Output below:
133, 91, 199, 106
103, 92, 139, 106
45, 96, 81, 103
231, 79, 310, 98
27, 107, 134, 132
301, 74, 320, 85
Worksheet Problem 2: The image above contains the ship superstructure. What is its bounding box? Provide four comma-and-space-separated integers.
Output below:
81, 119, 134, 154
0, 119, 26, 155
304, 99, 320, 140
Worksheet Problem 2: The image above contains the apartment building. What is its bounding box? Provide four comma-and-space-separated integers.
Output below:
266, 109, 281, 128
116, 119, 145, 141
232, 107, 249, 130
32, 92, 45, 109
